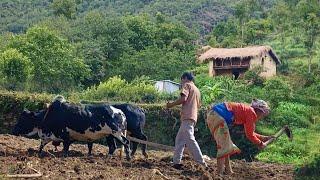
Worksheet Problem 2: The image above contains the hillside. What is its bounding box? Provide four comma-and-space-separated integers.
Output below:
0, 134, 294, 179
0, 0, 232, 35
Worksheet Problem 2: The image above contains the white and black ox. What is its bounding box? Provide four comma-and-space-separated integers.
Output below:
12, 97, 132, 160
86, 103, 148, 158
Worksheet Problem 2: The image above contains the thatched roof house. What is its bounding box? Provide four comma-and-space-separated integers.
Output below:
197, 46, 280, 79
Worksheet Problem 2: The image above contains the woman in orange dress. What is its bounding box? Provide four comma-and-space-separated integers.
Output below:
206, 99, 273, 175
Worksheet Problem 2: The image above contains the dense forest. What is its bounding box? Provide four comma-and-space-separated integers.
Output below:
0, 0, 320, 178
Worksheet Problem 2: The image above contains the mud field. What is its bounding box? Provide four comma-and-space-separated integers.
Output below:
0, 134, 294, 179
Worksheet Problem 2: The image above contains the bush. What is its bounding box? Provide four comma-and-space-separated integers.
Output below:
257, 127, 320, 167
0, 48, 32, 90
0, 91, 51, 133
196, 74, 252, 105
244, 66, 265, 86
81, 76, 159, 103
296, 155, 320, 178
268, 102, 312, 128
263, 77, 293, 107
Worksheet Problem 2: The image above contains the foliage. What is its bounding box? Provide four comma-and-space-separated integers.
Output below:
123, 15, 156, 51
0, 49, 32, 90
244, 66, 265, 86
51, 0, 77, 19
109, 46, 195, 81
81, 76, 159, 103
296, 154, 320, 178
196, 74, 252, 105
8, 25, 90, 93
268, 102, 312, 128
263, 77, 292, 107
0, 91, 51, 134
296, 0, 320, 73
257, 128, 320, 166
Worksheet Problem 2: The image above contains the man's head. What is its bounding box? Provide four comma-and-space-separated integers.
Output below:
181, 72, 194, 84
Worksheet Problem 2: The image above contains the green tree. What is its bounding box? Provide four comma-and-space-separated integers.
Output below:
109, 46, 195, 81
245, 18, 273, 44
100, 18, 130, 60
155, 21, 194, 49
0, 48, 32, 90
211, 19, 241, 48
76, 11, 108, 86
51, 0, 77, 19
8, 25, 89, 93
81, 11, 106, 40
263, 77, 293, 107
0, 33, 13, 52
75, 13, 131, 82
270, 0, 291, 69
234, 0, 250, 46
124, 15, 156, 51
297, 0, 320, 73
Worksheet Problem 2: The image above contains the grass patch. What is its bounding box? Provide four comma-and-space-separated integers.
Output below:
256, 127, 320, 166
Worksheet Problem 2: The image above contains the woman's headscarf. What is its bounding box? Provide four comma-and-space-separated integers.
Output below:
251, 99, 270, 115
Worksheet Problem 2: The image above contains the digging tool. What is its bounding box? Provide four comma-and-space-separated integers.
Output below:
265, 125, 293, 146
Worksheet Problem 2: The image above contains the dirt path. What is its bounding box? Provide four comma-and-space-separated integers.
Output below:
0, 134, 294, 179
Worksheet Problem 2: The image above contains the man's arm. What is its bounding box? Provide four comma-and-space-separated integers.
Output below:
166, 95, 187, 108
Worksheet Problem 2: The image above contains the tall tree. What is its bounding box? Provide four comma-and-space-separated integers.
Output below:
270, 0, 291, 65
297, 0, 320, 73
234, 0, 250, 46
51, 0, 77, 19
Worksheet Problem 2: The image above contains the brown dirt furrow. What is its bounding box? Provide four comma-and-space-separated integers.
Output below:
0, 134, 294, 179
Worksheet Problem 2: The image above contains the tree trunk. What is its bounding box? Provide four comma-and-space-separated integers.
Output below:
241, 23, 244, 47
308, 54, 312, 73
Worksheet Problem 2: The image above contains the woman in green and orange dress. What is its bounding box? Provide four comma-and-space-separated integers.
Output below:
206, 99, 274, 175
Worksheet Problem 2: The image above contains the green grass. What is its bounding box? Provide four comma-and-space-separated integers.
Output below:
289, 56, 319, 65
256, 126, 320, 166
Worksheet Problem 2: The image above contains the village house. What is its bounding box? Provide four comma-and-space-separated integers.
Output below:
197, 46, 281, 79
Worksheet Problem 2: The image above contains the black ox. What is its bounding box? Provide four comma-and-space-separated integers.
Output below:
12, 101, 148, 159
12, 99, 132, 160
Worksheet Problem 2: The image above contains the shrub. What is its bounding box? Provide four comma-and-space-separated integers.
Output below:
120, 76, 159, 103
81, 76, 159, 103
0, 48, 32, 90
0, 91, 51, 133
83, 76, 127, 100
244, 66, 265, 86
263, 77, 293, 107
196, 74, 253, 105
268, 102, 312, 128
296, 154, 320, 178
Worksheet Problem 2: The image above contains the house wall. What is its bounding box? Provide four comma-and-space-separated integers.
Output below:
249, 54, 277, 78
155, 81, 180, 94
